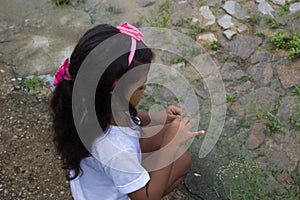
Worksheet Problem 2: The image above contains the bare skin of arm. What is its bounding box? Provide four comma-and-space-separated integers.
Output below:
137, 105, 182, 127
128, 117, 205, 200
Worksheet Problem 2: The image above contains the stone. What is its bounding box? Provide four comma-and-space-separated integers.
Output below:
170, 8, 194, 26
277, 96, 300, 124
223, 29, 236, 40
223, 35, 263, 59
277, 61, 300, 88
247, 62, 273, 86
258, 0, 275, 17
199, 6, 215, 26
238, 87, 280, 116
250, 50, 269, 64
221, 62, 246, 81
177, 0, 187, 4
137, 0, 155, 7
222, 0, 250, 21
237, 24, 247, 33
270, 0, 286, 5
266, 130, 300, 171
217, 14, 234, 29
196, 33, 217, 43
290, 2, 300, 13
246, 122, 266, 150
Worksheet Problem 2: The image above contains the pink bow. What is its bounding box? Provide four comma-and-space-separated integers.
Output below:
116, 23, 145, 66
53, 58, 72, 86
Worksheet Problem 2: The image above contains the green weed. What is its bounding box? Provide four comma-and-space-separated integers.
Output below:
105, 5, 122, 15
210, 41, 222, 51
217, 160, 267, 199
279, 2, 291, 16
236, 75, 253, 83
226, 93, 237, 103
263, 15, 280, 29
246, 14, 262, 26
52, 0, 85, 6
191, 76, 200, 83
24, 76, 46, 94
270, 30, 300, 59
140, 0, 172, 28
265, 112, 281, 135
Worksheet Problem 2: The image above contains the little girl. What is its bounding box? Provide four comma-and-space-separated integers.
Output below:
51, 23, 204, 200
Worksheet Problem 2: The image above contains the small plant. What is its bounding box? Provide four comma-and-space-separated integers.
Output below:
263, 15, 280, 29
24, 76, 46, 94
270, 30, 300, 59
246, 14, 262, 26
293, 84, 300, 99
279, 2, 291, 16
265, 112, 281, 135
226, 93, 237, 103
210, 41, 222, 51
140, 0, 172, 28
191, 76, 200, 83
217, 160, 267, 199
236, 75, 253, 83
105, 5, 122, 15
174, 95, 183, 102
52, 0, 85, 6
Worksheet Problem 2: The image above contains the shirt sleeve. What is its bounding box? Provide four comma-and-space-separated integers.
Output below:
102, 150, 150, 194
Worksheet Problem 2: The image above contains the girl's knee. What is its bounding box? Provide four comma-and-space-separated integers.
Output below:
176, 151, 192, 174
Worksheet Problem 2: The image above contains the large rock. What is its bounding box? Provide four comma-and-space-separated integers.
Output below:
221, 62, 246, 81
247, 62, 273, 86
246, 122, 266, 150
277, 61, 300, 89
266, 129, 300, 171
277, 96, 300, 125
238, 87, 280, 116
223, 35, 263, 59
222, 0, 250, 21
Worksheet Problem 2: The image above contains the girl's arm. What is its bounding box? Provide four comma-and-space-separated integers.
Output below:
138, 105, 181, 126
128, 118, 204, 200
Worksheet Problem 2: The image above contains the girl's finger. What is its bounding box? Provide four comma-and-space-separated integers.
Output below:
181, 117, 190, 125
185, 119, 195, 130
193, 130, 205, 137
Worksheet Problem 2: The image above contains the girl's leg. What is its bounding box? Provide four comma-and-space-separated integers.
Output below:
140, 125, 192, 196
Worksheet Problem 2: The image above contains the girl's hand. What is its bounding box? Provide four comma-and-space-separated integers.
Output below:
164, 117, 205, 146
164, 105, 182, 124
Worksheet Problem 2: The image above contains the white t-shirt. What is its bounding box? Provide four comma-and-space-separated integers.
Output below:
70, 123, 150, 200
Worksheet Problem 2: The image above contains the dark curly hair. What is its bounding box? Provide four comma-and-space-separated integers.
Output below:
50, 24, 153, 180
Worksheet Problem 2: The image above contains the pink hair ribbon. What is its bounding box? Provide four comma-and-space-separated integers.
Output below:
53, 58, 72, 86
112, 23, 145, 88
117, 23, 145, 66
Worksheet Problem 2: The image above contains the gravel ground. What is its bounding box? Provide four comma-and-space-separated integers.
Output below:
0, 67, 72, 199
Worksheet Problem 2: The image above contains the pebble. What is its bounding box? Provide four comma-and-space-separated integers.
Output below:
223, 29, 236, 40
223, 0, 250, 21
258, 0, 275, 17
177, 0, 187, 4
217, 14, 234, 29
270, 0, 286, 5
199, 6, 216, 26
290, 2, 300, 13
237, 24, 247, 33
196, 33, 218, 43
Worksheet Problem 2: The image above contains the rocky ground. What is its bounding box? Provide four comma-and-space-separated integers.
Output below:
1, 0, 300, 199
